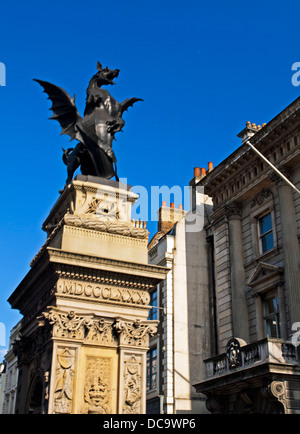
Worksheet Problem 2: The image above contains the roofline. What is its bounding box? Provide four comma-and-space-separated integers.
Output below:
197, 95, 300, 188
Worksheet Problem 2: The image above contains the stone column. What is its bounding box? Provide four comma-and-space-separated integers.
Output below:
269, 171, 300, 330
225, 203, 249, 342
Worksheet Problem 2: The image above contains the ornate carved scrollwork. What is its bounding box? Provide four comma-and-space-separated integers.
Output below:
114, 319, 158, 348
43, 309, 93, 340
225, 338, 247, 369
40, 307, 119, 346
261, 380, 286, 413
250, 189, 272, 208
64, 213, 148, 239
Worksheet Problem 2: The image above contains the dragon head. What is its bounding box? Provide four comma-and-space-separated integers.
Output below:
92, 61, 120, 87
84, 62, 120, 115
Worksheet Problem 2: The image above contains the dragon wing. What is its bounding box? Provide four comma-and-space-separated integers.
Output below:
120, 97, 143, 114
34, 79, 82, 141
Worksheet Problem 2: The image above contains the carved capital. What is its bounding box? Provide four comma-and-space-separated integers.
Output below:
41, 307, 118, 346
114, 319, 158, 348
42, 308, 93, 340
268, 167, 290, 186
225, 202, 242, 219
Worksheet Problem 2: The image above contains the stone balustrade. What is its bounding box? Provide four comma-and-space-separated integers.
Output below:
204, 338, 299, 378
132, 219, 147, 229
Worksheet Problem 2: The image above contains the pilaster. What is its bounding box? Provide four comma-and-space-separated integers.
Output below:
225, 202, 249, 342
269, 170, 300, 330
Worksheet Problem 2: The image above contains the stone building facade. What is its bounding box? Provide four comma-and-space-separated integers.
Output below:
194, 97, 300, 413
2, 321, 21, 413
147, 167, 214, 414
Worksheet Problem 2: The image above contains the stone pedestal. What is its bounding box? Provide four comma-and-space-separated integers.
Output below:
9, 176, 168, 414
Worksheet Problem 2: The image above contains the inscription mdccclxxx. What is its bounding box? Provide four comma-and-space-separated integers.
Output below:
57, 279, 150, 305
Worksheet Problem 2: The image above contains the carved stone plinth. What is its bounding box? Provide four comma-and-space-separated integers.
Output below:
9, 177, 168, 414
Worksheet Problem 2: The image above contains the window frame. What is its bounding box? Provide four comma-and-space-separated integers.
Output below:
263, 290, 281, 338
258, 212, 274, 254
148, 287, 158, 321
249, 198, 277, 259
248, 262, 286, 340
146, 345, 158, 392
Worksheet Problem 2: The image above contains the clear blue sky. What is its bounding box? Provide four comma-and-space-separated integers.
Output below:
1, 0, 300, 356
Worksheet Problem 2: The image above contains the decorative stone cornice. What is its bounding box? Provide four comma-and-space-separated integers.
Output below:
47, 248, 168, 280
64, 213, 148, 239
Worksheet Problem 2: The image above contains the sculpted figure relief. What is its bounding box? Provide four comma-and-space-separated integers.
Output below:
53, 348, 75, 414
34, 62, 143, 188
82, 376, 110, 414
81, 356, 112, 414
123, 356, 142, 414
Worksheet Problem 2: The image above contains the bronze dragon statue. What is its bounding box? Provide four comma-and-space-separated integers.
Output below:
34, 62, 143, 188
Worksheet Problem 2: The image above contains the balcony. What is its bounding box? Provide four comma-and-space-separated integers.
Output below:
205, 338, 299, 379
194, 338, 300, 413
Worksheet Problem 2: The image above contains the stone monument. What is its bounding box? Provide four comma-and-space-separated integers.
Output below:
8, 63, 168, 414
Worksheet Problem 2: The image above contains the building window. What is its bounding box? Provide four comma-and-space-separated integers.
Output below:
263, 292, 281, 338
148, 288, 158, 321
258, 213, 274, 253
147, 346, 157, 391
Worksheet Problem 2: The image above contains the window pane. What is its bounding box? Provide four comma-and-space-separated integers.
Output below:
259, 213, 273, 253
264, 295, 281, 338
146, 352, 150, 390
265, 317, 279, 338
261, 232, 274, 252
259, 214, 272, 235
265, 295, 279, 315
146, 347, 157, 391
151, 351, 157, 389
148, 290, 158, 320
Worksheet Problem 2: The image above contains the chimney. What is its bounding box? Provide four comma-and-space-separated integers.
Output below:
157, 203, 185, 234
194, 167, 200, 177
237, 121, 267, 144
190, 163, 212, 186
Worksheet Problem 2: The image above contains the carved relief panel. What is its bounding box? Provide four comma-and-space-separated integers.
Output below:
52, 346, 77, 414
121, 354, 144, 414
81, 356, 112, 414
